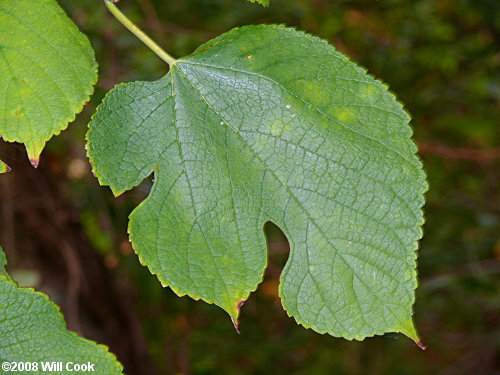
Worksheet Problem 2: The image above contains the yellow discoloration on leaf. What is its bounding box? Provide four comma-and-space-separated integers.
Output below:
332, 107, 356, 123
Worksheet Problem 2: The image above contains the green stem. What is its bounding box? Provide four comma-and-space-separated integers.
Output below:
104, 0, 177, 67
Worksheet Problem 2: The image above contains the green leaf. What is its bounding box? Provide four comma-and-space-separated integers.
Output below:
0, 160, 9, 174
0, 0, 97, 165
0, 248, 6, 275
0, 247, 124, 374
248, 0, 270, 6
87, 25, 427, 342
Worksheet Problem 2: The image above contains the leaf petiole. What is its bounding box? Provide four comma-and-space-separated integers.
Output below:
104, 0, 177, 67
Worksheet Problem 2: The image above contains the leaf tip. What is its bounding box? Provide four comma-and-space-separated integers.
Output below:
399, 318, 426, 350
229, 299, 246, 333
1, 162, 11, 173
29, 158, 40, 168
110, 186, 125, 197
415, 340, 427, 350
26, 144, 42, 168
230, 316, 240, 334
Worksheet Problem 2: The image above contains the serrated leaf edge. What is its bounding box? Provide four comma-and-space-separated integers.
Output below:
0, 0, 98, 165
0, 273, 124, 371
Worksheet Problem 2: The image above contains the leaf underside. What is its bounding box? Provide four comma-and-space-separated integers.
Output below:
0, 0, 97, 163
0, 248, 123, 374
88, 25, 427, 342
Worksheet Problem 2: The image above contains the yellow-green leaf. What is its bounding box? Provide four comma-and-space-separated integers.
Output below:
0, 160, 9, 173
248, 0, 270, 6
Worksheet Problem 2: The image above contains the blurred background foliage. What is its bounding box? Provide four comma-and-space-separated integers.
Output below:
0, 0, 498, 374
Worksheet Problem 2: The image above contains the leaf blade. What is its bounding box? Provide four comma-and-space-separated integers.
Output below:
88, 25, 427, 341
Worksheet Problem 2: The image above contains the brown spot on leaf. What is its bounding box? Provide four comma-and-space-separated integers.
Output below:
237, 299, 246, 312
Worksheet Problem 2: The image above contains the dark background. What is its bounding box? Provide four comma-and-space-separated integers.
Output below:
0, 0, 498, 374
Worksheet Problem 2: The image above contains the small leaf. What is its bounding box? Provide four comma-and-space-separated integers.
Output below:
0, 160, 10, 173
0, 0, 97, 164
0, 247, 124, 374
88, 25, 427, 342
248, 0, 270, 6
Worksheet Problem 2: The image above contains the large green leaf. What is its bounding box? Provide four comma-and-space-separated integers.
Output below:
0, 0, 97, 165
87, 25, 427, 343
0, 247, 123, 374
